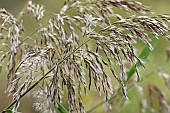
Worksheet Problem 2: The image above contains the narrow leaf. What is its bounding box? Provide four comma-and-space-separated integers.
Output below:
127, 37, 158, 81
57, 103, 69, 113
86, 37, 158, 113
5, 109, 21, 113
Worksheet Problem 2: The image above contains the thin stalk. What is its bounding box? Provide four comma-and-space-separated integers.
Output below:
126, 38, 158, 81
2, 66, 55, 112
86, 71, 155, 113
2, 2, 92, 112
57, 102, 69, 113
86, 37, 158, 113
0, 0, 29, 74
2, 38, 91, 112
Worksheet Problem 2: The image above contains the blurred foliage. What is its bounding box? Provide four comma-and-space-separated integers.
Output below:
0, 0, 170, 113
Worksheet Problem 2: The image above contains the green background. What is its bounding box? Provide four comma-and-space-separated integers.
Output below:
0, 0, 170, 113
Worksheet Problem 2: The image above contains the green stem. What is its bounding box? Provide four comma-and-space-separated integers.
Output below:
86, 70, 157, 113
86, 37, 158, 113
2, 38, 91, 112
86, 72, 155, 113
2, 2, 92, 112
3, 66, 56, 111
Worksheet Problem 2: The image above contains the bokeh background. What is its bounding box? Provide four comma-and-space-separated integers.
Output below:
0, 0, 170, 113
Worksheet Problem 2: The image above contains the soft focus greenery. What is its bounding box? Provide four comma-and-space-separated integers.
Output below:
0, 0, 170, 113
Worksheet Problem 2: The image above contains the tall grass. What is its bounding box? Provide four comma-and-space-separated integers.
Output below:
0, 1, 170, 113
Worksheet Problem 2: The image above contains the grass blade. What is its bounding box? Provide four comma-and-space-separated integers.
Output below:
3, 109, 21, 113
86, 37, 158, 113
57, 103, 69, 113
1, 39, 91, 112
127, 37, 158, 81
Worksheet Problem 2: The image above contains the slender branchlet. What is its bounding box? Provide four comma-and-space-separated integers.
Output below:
0, 0, 170, 113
